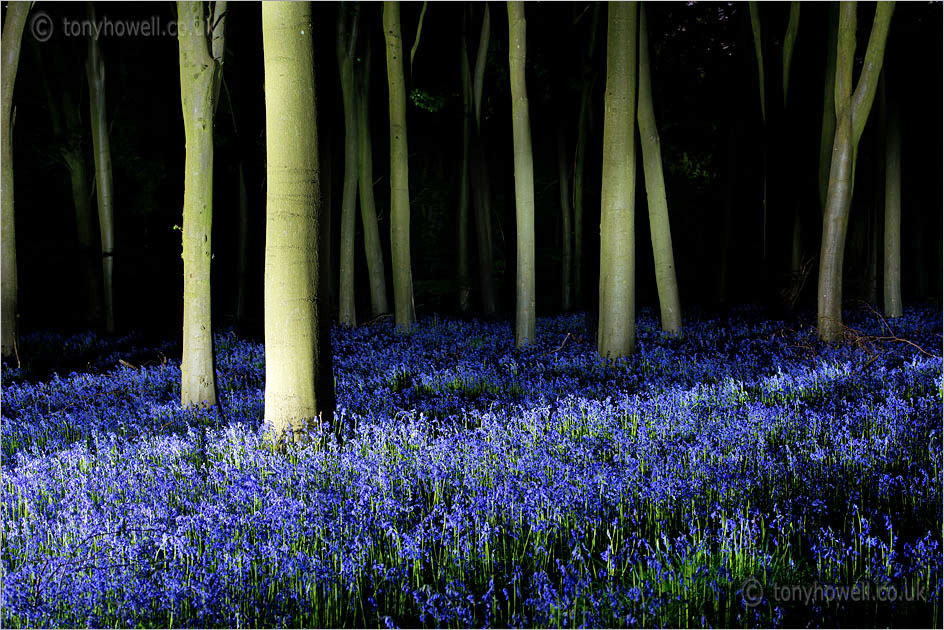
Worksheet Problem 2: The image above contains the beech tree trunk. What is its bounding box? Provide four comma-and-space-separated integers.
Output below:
507, 1, 535, 348
817, 1, 894, 341
262, 0, 334, 443
598, 1, 637, 359
457, 17, 473, 313
883, 91, 902, 317
637, 5, 681, 335
557, 124, 573, 311
1, 1, 29, 361
384, 1, 415, 331
86, 3, 116, 334
337, 4, 359, 327
471, 4, 497, 315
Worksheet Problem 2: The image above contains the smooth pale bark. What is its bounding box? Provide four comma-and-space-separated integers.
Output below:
178, 1, 222, 407
262, 1, 333, 444
337, 5, 359, 327
818, 3, 838, 210
410, 0, 428, 71
87, 3, 116, 334
782, 2, 800, 106
471, 4, 496, 314
507, 1, 535, 348
817, 1, 894, 341
637, 6, 681, 335
384, 1, 415, 331
356, 40, 390, 318
41, 57, 101, 326
598, 1, 637, 359
457, 20, 473, 313
883, 94, 902, 317
574, 3, 600, 309
1, 2, 29, 360
557, 124, 573, 311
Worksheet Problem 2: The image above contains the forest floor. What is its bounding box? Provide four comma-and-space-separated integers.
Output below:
1, 305, 941, 627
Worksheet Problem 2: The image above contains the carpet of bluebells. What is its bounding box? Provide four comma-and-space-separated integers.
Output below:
2, 306, 941, 627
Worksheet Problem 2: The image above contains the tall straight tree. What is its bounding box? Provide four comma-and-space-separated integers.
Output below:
507, 1, 535, 348
356, 38, 390, 318
637, 5, 681, 335
178, 1, 226, 407
883, 90, 902, 318
262, 0, 334, 443
383, 1, 415, 331
336, 3, 359, 327
86, 3, 116, 333
817, 1, 894, 341
557, 123, 573, 311
1, 2, 29, 361
598, 1, 637, 359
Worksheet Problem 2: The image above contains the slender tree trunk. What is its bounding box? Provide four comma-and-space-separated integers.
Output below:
507, 1, 535, 348
637, 5, 681, 335
471, 5, 496, 315
598, 1, 637, 359
384, 1, 415, 331
356, 39, 389, 318
782, 2, 801, 107
883, 91, 902, 317
557, 124, 573, 311
748, 1, 768, 261
457, 19, 473, 313
817, 1, 894, 341
337, 4, 359, 327
178, 1, 223, 408
1, 2, 29, 361
262, 0, 333, 443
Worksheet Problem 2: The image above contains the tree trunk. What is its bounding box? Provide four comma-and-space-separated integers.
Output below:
557, 124, 573, 311
817, 1, 894, 341
356, 39, 390, 318
178, 0, 221, 408
457, 18, 473, 313
598, 1, 637, 359
262, 0, 333, 444
87, 3, 116, 334
573, 3, 600, 311
1, 2, 29, 361
507, 1, 535, 348
883, 92, 902, 317
637, 5, 681, 335
471, 5, 496, 315
748, 1, 768, 261
781, 2, 800, 107
337, 4, 359, 327
384, 1, 415, 331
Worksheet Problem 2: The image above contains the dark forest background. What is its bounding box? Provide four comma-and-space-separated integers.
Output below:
9, 2, 942, 337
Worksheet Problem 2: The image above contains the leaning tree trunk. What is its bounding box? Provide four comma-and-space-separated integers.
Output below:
883, 91, 902, 318
384, 1, 415, 331
557, 124, 573, 312
573, 3, 600, 310
356, 39, 390, 318
337, 4, 359, 327
598, 1, 638, 359
817, 1, 894, 342
87, 3, 116, 334
818, 3, 838, 211
262, 0, 334, 444
637, 5, 681, 335
456, 17, 473, 313
178, 0, 223, 408
1, 2, 29, 361
507, 1, 535, 348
